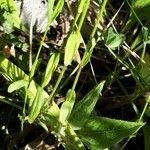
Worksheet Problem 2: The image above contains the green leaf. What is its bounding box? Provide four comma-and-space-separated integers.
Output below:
145, 105, 150, 117
47, 0, 55, 25
28, 86, 46, 123
125, 0, 150, 31
64, 32, 81, 66
143, 124, 150, 150
8, 79, 28, 93
103, 27, 123, 50
0, 55, 25, 81
135, 53, 150, 88
0, 55, 85, 149
69, 81, 105, 130
47, 0, 64, 31
78, 0, 87, 13
0, 0, 21, 33
42, 52, 60, 88
59, 90, 76, 124
131, 0, 150, 24
82, 38, 96, 66
142, 27, 150, 43
0, 55, 60, 121
29, 58, 40, 79
59, 123, 85, 150
52, 0, 64, 22
77, 116, 144, 149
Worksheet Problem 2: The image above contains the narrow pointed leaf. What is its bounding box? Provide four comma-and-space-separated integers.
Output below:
103, 27, 123, 50
52, 0, 64, 21
69, 81, 105, 130
8, 79, 28, 93
77, 116, 144, 149
28, 86, 46, 123
82, 37, 96, 66
64, 32, 81, 66
78, 0, 87, 13
59, 90, 76, 123
42, 53, 60, 88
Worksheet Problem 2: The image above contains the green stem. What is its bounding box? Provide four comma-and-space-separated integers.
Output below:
48, 66, 67, 102
29, 0, 55, 79
72, 13, 80, 30
70, 0, 109, 91
66, 0, 90, 101
47, 1, 90, 102
90, 0, 108, 38
81, 0, 108, 66
77, 0, 90, 32
0, 98, 22, 110
72, 66, 82, 91
67, 66, 82, 103
138, 95, 150, 123
24, 0, 55, 121
126, 0, 143, 27
121, 93, 150, 149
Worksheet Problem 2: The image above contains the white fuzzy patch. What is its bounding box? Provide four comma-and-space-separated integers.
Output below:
16, 0, 48, 33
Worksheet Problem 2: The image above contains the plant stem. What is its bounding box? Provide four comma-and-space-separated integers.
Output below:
81, 0, 108, 66
70, 0, 109, 91
72, 66, 82, 91
77, 0, 90, 32
126, 0, 143, 27
48, 66, 67, 102
138, 94, 150, 123
91, 0, 108, 38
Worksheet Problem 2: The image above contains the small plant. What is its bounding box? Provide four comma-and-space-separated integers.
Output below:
0, 0, 150, 149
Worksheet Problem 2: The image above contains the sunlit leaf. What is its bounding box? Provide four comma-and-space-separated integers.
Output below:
52, 0, 64, 21
0, 55, 60, 121
77, 0, 87, 13
103, 27, 123, 50
82, 37, 96, 66
28, 86, 46, 123
59, 90, 76, 123
8, 79, 28, 93
77, 116, 144, 149
42, 52, 60, 88
69, 81, 105, 130
64, 32, 81, 66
